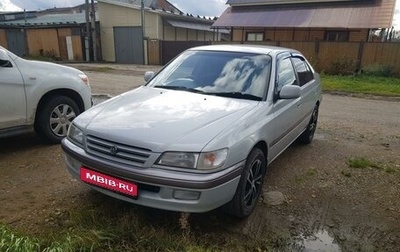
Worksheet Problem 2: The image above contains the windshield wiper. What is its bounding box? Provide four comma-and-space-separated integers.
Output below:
154, 85, 204, 94
203, 92, 262, 101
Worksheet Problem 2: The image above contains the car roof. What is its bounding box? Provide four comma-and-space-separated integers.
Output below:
188, 44, 301, 57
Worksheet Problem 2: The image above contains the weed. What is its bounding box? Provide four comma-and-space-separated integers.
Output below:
348, 157, 381, 169
347, 157, 395, 173
305, 168, 318, 177
294, 168, 318, 183
341, 170, 352, 177
179, 212, 191, 236
384, 167, 397, 173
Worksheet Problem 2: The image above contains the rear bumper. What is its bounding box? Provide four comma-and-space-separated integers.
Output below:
61, 138, 244, 213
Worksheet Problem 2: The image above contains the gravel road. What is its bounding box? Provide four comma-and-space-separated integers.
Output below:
0, 65, 399, 251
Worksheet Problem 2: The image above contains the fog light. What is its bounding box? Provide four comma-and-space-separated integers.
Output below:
173, 190, 200, 200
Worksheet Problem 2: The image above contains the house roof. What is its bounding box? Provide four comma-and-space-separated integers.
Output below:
0, 13, 98, 27
226, 0, 363, 5
98, 0, 217, 29
213, 0, 396, 29
111, 0, 182, 13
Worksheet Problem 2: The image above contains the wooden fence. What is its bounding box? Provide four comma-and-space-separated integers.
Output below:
212, 41, 400, 76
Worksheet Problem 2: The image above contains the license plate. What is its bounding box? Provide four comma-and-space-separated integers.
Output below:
80, 167, 138, 198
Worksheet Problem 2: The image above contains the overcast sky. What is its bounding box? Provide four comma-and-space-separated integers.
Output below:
2, 0, 228, 17
0, 0, 399, 28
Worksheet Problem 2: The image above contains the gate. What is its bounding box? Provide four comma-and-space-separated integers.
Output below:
114, 26, 143, 64
6, 29, 25, 56
161, 41, 210, 65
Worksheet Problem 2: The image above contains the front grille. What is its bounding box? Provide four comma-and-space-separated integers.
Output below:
86, 135, 152, 166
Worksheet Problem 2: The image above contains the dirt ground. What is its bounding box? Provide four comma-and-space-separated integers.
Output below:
0, 64, 399, 251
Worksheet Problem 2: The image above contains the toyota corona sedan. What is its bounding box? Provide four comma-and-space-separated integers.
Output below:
62, 44, 322, 217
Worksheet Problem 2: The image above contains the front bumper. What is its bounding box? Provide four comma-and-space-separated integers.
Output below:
61, 138, 244, 213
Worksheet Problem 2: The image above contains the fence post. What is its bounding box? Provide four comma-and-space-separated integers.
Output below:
314, 40, 320, 54
356, 41, 365, 72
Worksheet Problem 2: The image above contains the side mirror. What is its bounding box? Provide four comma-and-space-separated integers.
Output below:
279, 85, 301, 99
144, 71, 155, 82
0, 49, 11, 67
0, 49, 9, 61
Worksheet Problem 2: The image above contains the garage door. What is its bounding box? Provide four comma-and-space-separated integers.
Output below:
113, 26, 143, 64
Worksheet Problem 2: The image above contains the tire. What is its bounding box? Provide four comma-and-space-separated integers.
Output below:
35, 96, 80, 144
224, 148, 266, 218
297, 104, 319, 144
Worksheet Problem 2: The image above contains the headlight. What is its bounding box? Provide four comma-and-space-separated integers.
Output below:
156, 148, 228, 170
156, 152, 199, 169
78, 73, 90, 86
198, 149, 228, 170
68, 124, 84, 146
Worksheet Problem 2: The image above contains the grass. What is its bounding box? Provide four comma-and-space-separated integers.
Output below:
294, 167, 318, 183
347, 157, 382, 169
0, 197, 276, 252
347, 157, 398, 174
321, 74, 400, 97
0, 225, 40, 251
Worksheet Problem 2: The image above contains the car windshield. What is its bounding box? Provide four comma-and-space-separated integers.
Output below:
147, 50, 272, 101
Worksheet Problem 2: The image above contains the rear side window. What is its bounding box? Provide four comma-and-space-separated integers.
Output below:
292, 57, 314, 86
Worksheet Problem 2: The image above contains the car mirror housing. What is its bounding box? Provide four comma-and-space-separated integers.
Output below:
0, 49, 11, 67
0, 49, 8, 61
279, 85, 301, 99
144, 71, 155, 82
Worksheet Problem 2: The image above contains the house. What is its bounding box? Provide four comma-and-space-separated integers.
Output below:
213, 0, 397, 42
0, 4, 99, 61
98, 0, 224, 64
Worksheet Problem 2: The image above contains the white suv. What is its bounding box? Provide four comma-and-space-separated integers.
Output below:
0, 46, 92, 143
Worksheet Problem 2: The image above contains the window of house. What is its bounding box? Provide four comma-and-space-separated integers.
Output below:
291, 57, 314, 86
325, 31, 349, 42
246, 32, 264, 41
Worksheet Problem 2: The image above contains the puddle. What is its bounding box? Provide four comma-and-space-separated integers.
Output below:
290, 229, 341, 252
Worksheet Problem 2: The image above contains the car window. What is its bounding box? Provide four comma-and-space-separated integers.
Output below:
292, 57, 314, 86
276, 57, 296, 93
148, 50, 272, 100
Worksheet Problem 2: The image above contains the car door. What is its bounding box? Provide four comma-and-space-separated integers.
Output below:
0, 49, 26, 129
269, 53, 303, 159
291, 55, 318, 124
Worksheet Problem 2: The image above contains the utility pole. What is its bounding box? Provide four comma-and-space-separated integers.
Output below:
85, 0, 90, 61
141, 0, 145, 64
91, 0, 97, 61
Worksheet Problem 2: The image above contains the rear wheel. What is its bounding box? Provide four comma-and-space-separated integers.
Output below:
224, 148, 266, 218
297, 104, 319, 144
35, 96, 80, 144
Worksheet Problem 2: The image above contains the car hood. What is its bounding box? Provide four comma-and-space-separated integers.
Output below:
15, 57, 83, 76
75, 86, 258, 152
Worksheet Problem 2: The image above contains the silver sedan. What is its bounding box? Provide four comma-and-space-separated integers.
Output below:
62, 44, 322, 217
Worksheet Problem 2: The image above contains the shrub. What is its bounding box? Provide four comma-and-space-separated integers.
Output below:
362, 64, 393, 77
326, 56, 354, 75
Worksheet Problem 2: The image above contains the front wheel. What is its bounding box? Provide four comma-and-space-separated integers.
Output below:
35, 96, 80, 144
224, 148, 266, 218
